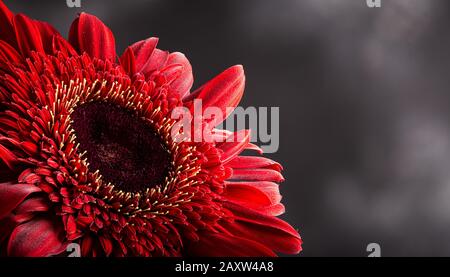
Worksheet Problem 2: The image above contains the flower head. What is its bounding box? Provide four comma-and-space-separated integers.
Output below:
0, 1, 302, 257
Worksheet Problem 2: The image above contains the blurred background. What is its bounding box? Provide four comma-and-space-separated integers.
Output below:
5, 0, 450, 256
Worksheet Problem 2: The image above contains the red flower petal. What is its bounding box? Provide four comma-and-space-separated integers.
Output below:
226, 181, 282, 204
210, 129, 233, 142
52, 35, 78, 57
165, 52, 193, 98
224, 202, 302, 254
0, 1, 17, 49
142, 48, 169, 78
185, 65, 245, 127
246, 143, 264, 154
7, 217, 66, 257
218, 130, 251, 164
125, 38, 194, 98
159, 63, 184, 85
14, 197, 49, 214
1, 2, 60, 57
231, 168, 285, 182
129, 37, 159, 73
34, 20, 59, 53
63, 214, 81, 240
119, 47, 136, 76
13, 14, 45, 56
0, 39, 22, 63
224, 183, 272, 205
129, 37, 170, 78
0, 182, 41, 220
187, 232, 276, 257
13, 197, 49, 223
69, 13, 116, 61
223, 182, 285, 216
226, 156, 283, 171
81, 235, 94, 257
99, 236, 113, 257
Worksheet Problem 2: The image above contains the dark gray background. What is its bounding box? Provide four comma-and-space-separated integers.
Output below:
5, 0, 450, 256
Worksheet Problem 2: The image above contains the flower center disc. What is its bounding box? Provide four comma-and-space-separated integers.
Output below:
71, 101, 172, 192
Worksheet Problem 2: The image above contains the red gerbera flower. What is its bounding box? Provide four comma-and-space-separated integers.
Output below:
0, 1, 302, 257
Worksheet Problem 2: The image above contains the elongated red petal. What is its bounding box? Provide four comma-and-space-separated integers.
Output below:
210, 129, 233, 142
187, 232, 276, 257
130, 37, 159, 72
34, 20, 59, 53
99, 236, 113, 256
166, 52, 193, 98
185, 65, 245, 127
15, 197, 48, 213
0, 1, 17, 49
52, 35, 78, 57
7, 217, 66, 257
127, 38, 193, 97
69, 13, 116, 61
159, 63, 184, 85
246, 143, 264, 154
224, 183, 272, 205
120, 47, 136, 76
0, 144, 17, 169
1, 4, 59, 56
0, 39, 22, 63
81, 235, 94, 257
226, 156, 283, 171
0, 183, 41, 220
224, 202, 302, 254
223, 182, 285, 216
231, 168, 285, 182
142, 48, 169, 78
218, 130, 251, 164
225, 181, 282, 204
13, 14, 45, 56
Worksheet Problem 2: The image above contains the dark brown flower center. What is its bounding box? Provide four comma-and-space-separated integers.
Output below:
71, 101, 172, 192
